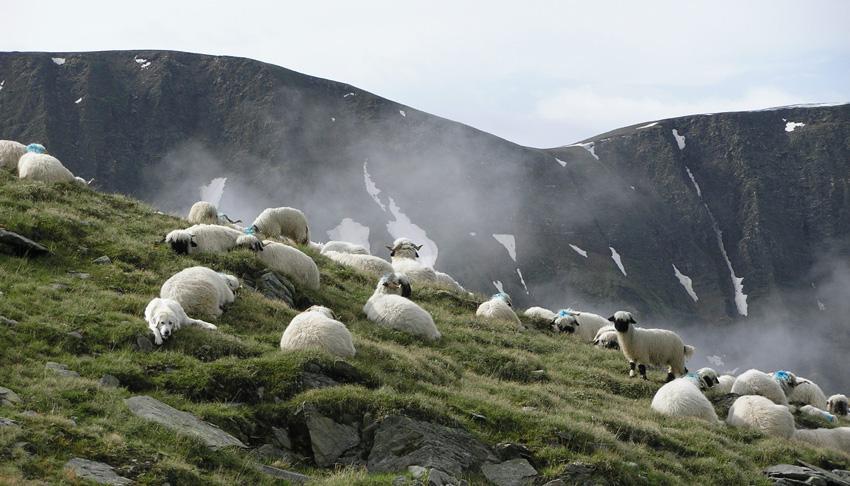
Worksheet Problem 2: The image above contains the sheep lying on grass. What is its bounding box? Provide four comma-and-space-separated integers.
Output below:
828, 394, 848, 417
0, 140, 26, 170
713, 374, 736, 396
388, 238, 466, 293
787, 377, 828, 410
17, 144, 81, 184
321, 241, 369, 255
726, 394, 796, 439
651, 375, 720, 423
160, 266, 239, 319
187, 201, 219, 225
144, 297, 217, 345
554, 309, 609, 342
794, 427, 850, 453
523, 306, 556, 324
165, 224, 262, 255
323, 250, 394, 278
250, 207, 310, 244
256, 240, 320, 291
364, 273, 440, 340
609, 311, 694, 381
593, 325, 619, 350
476, 293, 522, 327
280, 306, 356, 358
731, 369, 796, 406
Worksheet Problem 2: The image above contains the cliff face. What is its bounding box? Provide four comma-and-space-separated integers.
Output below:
2, 50, 849, 328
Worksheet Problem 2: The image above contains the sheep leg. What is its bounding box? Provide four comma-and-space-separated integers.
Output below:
629, 361, 636, 377
638, 364, 647, 380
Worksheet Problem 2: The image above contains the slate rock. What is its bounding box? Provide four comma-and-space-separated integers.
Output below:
255, 464, 310, 483
93, 256, 112, 264
481, 458, 538, 486
0, 386, 22, 406
0, 229, 49, 257
272, 426, 292, 449
125, 395, 246, 450
0, 316, 18, 326
67, 331, 83, 340
0, 417, 18, 427
256, 271, 296, 307
45, 362, 80, 378
64, 458, 131, 485
100, 374, 120, 388
305, 413, 360, 467
136, 335, 155, 352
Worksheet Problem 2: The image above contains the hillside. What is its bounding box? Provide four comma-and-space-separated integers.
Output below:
1, 173, 848, 484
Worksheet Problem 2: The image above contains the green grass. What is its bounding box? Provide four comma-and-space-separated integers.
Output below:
0, 170, 847, 485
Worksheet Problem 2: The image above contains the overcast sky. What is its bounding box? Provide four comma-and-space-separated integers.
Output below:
5, 1, 850, 147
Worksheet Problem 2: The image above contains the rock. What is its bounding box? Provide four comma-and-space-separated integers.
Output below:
50, 283, 69, 291
367, 415, 499, 477
305, 413, 360, 467
93, 256, 112, 264
542, 481, 566, 486
100, 374, 120, 388
494, 443, 535, 465
427, 468, 462, 486
67, 331, 83, 340
63, 458, 131, 485
481, 459, 538, 486
124, 395, 246, 450
272, 426, 292, 449
301, 372, 339, 390
254, 464, 310, 483
68, 271, 90, 279
0, 229, 49, 257
256, 271, 296, 307
763, 464, 848, 486
136, 335, 155, 352
0, 386, 22, 406
45, 362, 80, 378
549, 462, 607, 486
253, 444, 299, 463
0, 417, 18, 427
0, 316, 18, 326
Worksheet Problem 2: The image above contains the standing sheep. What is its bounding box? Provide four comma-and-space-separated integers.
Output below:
323, 250, 395, 279
787, 377, 828, 410
827, 394, 848, 417
256, 240, 320, 291
730, 369, 796, 406
144, 297, 217, 345
280, 306, 356, 358
165, 224, 262, 255
0, 140, 26, 170
364, 273, 440, 340
476, 293, 522, 327
160, 266, 238, 319
554, 309, 610, 343
17, 144, 78, 183
609, 311, 694, 381
250, 207, 310, 244
726, 395, 796, 439
651, 376, 720, 423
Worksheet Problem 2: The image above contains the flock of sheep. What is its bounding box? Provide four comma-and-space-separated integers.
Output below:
2, 138, 849, 458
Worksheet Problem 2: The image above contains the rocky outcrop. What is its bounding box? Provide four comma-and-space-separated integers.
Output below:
0, 229, 49, 257
764, 463, 850, 485
63, 458, 132, 485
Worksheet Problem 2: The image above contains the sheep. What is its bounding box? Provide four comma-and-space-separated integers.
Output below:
609, 311, 694, 381
0, 140, 26, 170
730, 369, 796, 406
250, 207, 310, 244
17, 144, 78, 183
256, 240, 320, 290
165, 224, 263, 255
796, 405, 837, 423
476, 293, 522, 327
726, 395, 796, 439
694, 367, 720, 390
160, 266, 238, 319
434, 271, 467, 294
387, 238, 466, 293
794, 427, 850, 454
323, 250, 395, 279
651, 376, 720, 423
144, 297, 217, 345
711, 374, 736, 396
187, 201, 219, 225
593, 325, 620, 350
307, 241, 325, 253
523, 306, 557, 323
554, 309, 610, 342
279, 306, 356, 358
828, 394, 848, 417
787, 377, 828, 410
363, 273, 440, 340
321, 241, 369, 255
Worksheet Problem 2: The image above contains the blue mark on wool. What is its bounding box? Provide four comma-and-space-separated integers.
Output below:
557, 308, 577, 318
244, 227, 255, 235
773, 370, 792, 382
26, 143, 46, 154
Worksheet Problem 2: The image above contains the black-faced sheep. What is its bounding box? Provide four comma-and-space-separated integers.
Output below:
476, 293, 522, 327
609, 311, 694, 381
651, 375, 720, 423
165, 224, 263, 255
0, 140, 26, 170
364, 273, 439, 340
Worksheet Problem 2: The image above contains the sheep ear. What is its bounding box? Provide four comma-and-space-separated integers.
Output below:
629, 316, 636, 324
415, 244, 423, 250
607, 316, 616, 322
414, 251, 419, 258
401, 281, 412, 298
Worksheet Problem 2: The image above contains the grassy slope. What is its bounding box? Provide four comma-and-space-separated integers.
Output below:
0, 171, 847, 485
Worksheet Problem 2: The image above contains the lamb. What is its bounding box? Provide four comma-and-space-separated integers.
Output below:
0, 140, 26, 170
794, 427, 850, 454
322, 250, 395, 280
144, 297, 217, 345
160, 266, 238, 319
256, 240, 320, 290
476, 293, 522, 327
609, 311, 694, 381
554, 309, 610, 343
165, 224, 262, 255
321, 241, 369, 255
726, 395, 796, 439
828, 394, 848, 417
279, 306, 356, 358
730, 369, 796, 406
787, 377, 828, 410
363, 273, 440, 340
651, 376, 720, 423
17, 144, 78, 184
249, 207, 310, 244
523, 306, 557, 324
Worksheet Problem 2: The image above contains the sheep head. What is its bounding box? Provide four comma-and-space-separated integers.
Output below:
609, 311, 636, 333
828, 395, 848, 416
552, 314, 578, 334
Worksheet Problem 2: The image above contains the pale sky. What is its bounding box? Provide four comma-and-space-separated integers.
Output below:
5, 1, 850, 147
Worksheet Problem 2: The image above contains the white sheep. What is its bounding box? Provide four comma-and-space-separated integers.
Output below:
165, 224, 262, 255
523, 306, 556, 323
321, 241, 369, 255
711, 374, 736, 396
794, 427, 850, 454
796, 405, 837, 423
730, 369, 796, 406
726, 394, 796, 439
279, 306, 356, 358
651, 376, 720, 423
787, 377, 828, 410
250, 207, 310, 244
187, 201, 219, 225
388, 238, 466, 293
323, 250, 395, 279
693, 367, 720, 390
364, 273, 440, 340
160, 266, 238, 319
828, 394, 848, 417
0, 140, 26, 170
609, 311, 694, 381
593, 325, 620, 350
307, 241, 325, 253
476, 293, 522, 327
17, 144, 79, 184
256, 240, 320, 291
554, 309, 610, 342
144, 297, 217, 345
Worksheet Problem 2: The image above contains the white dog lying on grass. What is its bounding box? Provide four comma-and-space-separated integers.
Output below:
144, 297, 217, 345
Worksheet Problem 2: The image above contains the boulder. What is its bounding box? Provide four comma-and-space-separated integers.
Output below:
0, 229, 49, 257
255, 464, 310, 483
305, 413, 360, 467
481, 458, 538, 486
99, 374, 120, 388
93, 256, 112, 265
125, 395, 246, 450
45, 362, 80, 378
64, 458, 131, 485
0, 386, 22, 406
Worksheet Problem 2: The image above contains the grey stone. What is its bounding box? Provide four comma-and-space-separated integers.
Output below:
427, 468, 461, 486
51, 283, 69, 291
0, 417, 18, 427
67, 331, 83, 340
481, 459, 537, 486
542, 480, 566, 486
765, 465, 816, 481
63, 458, 131, 485
45, 362, 80, 378
68, 271, 90, 279
254, 443, 298, 463
367, 415, 499, 477
409, 465, 428, 478
254, 464, 310, 483
0, 386, 22, 406
125, 395, 246, 450
272, 426, 292, 449
0, 316, 18, 326
302, 372, 339, 390
305, 413, 360, 467
256, 271, 296, 307
136, 335, 154, 352
494, 443, 534, 464
0, 229, 49, 257
100, 374, 120, 388
93, 256, 112, 264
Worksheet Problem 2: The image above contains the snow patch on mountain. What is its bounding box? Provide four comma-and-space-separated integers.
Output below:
785, 121, 805, 132
363, 161, 387, 211
568, 142, 599, 160
685, 166, 702, 197
610, 247, 627, 276
673, 264, 699, 302
672, 129, 686, 150
327, 218, 371, 253
555, 158, 566, 167
493, 234, 517, 262
199, 177, 227, 208
637, 121, 658, 129
52, 57, 66, 65
569, 244, 588, 258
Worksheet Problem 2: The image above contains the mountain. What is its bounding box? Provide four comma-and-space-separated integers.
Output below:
2, 51, 849, 372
